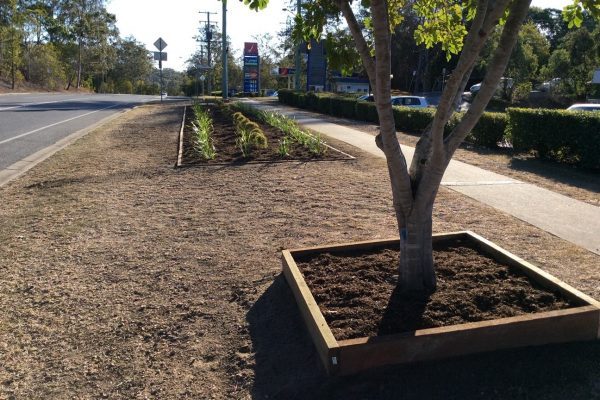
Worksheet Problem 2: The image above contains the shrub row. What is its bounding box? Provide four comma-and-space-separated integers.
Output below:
278, 90, 508, 149
278, 90, 599, 169
507, 108, 600, 169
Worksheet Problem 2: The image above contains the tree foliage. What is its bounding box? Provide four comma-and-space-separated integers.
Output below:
0, 0, 156, 92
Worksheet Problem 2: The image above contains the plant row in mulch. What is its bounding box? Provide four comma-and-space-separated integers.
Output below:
180, 103, 350, 165
295, 238, 576, 341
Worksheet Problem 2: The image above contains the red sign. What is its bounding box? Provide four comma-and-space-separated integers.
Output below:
244, 42, 258, 56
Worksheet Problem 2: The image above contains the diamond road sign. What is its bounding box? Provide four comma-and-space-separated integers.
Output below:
154, 37, 167, 51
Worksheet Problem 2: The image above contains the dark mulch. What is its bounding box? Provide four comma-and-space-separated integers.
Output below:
181, 104, 350, 165
296, 239, 576, 341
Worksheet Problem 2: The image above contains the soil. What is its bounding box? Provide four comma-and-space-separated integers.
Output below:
0, 102, 598, 399
297, 241, 575, 341
181, 104, 350, 165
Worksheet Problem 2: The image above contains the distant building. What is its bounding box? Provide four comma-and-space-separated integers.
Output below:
331, 76, 370, 93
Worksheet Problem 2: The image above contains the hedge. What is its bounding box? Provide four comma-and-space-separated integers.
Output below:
277, 90, 598, 168
507, 108, 600, 169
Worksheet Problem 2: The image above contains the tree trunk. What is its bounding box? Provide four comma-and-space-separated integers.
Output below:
337, 0, 531, 297
398, 205, 436, 294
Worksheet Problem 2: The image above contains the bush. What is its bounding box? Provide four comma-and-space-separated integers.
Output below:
468, 112, 508, 148
507, 108, 600, 169
355, 101, 379, 123
330, 97, 357, 118
588, 84, 600, 100
317, 95, 333, 115
392, 107, 435, 132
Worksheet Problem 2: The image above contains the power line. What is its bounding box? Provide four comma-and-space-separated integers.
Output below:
198, 11, 218, 94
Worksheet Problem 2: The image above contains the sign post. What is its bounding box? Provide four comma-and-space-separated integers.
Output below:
154, 37, 168, 101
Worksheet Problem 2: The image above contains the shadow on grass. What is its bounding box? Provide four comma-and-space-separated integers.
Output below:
249, 275, 600, 399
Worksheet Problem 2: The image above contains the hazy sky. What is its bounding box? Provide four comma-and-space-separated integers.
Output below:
106, 0, 571, 72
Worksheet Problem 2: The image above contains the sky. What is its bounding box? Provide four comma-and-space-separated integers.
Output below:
106, 0, 570, 72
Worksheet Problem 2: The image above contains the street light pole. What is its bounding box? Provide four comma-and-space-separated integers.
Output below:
294, 0, 301, 91
222, 0, 228, 100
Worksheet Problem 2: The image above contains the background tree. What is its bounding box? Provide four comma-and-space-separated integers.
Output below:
107, 36, 153, 93
543, 26, 599, 98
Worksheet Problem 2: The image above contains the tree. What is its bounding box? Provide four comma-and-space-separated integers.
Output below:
108, 36, 153, 89
542, 26, 600, 98
247, 0, 597, 296
477, 21, 550, 100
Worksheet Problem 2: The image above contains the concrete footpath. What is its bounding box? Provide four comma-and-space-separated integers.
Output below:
245, 99, 600, 256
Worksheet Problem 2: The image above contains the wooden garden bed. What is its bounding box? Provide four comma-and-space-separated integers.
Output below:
282, 231, 600, 376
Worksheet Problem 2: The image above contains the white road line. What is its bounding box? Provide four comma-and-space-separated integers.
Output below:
0, 96, 93, 111
0, 103, 123, 145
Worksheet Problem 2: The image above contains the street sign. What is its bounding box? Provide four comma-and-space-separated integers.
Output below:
154, 37, 167, 51
244, 42, 258, 56
153, 51, 167, 61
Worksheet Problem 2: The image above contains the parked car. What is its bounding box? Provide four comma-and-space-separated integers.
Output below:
358, 95, 430, 108
537, 78, 561, 92
391, 95, 430, 108
160, 92, 167, 97
470, 77, 513, 94
270, 91, 279, 97
566, 103, 600, 112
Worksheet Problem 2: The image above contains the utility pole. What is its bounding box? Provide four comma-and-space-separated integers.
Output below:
294, 0, 301, 90
222, 0, 228, 100
198, 11, 217, 94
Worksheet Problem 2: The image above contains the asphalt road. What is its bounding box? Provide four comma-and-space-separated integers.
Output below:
0, 93, 161, 170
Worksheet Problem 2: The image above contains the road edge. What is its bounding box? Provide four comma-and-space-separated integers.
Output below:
0, 105, 139, 188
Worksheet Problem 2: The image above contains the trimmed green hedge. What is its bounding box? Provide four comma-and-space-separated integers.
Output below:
278, 90, 599, 168
507, 108, 600, 169
392, 107, 435, 132
356, 101, 379, 123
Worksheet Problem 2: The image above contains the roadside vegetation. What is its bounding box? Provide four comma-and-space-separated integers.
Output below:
231, 102, 327, 156
232, 111, 269, 157
190, 104, 216, 160
278, 90, 600, 170
0, 0, 183, 94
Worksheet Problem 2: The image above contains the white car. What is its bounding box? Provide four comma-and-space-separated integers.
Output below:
391, 95, 430, 108
566, 103, 600, 112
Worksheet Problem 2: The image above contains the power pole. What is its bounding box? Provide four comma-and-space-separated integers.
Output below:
222, 0, 228, 100
294, 0, 301, 90
198, 11, 217, 95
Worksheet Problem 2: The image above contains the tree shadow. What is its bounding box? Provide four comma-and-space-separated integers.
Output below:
249, 276, 600, 399
508, 157, 600, 193
247, 275, 328, 399
377, 285, 429, 336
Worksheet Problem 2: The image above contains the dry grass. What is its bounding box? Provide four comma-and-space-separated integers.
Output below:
0, 102, 598, 399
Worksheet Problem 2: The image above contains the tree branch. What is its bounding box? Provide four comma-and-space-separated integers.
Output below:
370, 0, 414, 218
444, 0, 533, 157
412, 0, 514, 207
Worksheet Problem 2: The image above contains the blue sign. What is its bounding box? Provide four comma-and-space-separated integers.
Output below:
307, 39, 327, 91
243, 54, 260, 93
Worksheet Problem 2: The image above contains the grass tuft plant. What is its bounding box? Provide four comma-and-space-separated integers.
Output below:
230, 102, 328, 156
191, 104, 216, 160
231, 111, 268, 157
